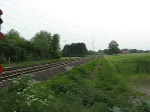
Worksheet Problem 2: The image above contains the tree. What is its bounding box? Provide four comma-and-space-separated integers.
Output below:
0, 29, 62, 63
0, 29, 27, 62
98, 50, 103, 54
50, 34, 61, 59
62, 42, 88, 57
31, 31, 52, 59
88, 50, 93, 55
108, 40, 120, 55
62, 44, 71, 57
103, 49, 108, 54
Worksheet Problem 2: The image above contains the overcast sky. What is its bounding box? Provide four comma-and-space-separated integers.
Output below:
0, 0, 150, 51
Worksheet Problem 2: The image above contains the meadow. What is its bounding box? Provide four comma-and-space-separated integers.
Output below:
0, 53, 149, 112
105, 53, 150, 86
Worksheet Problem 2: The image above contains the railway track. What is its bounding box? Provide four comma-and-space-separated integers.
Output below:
0, 57, 90, 82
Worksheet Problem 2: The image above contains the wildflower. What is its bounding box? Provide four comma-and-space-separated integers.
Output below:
17, 92, 21, 95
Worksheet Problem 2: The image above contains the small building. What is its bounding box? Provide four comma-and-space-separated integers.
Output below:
122, 49, 129, 54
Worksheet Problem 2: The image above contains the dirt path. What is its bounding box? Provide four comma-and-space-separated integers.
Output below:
132, 83, 150, 98
92, 60, 101, 77
130, 80, 150, 106
132, 79, 150, 97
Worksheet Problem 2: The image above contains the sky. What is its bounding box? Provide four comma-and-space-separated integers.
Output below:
0, 0, 150, 51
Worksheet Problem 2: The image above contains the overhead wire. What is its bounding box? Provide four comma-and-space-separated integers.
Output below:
16, 1, 80, 36
0, 0, 82, 39
3, 13, 38, 28
2, 25, 34, 39
0, 2, 50, 29
0, 1, 90, 48
0, 2, 53, 36
4, 22, 35, 34
0, 4, 51, 39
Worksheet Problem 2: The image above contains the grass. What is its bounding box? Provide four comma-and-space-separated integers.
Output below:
104, 53, 150, 85
0, 54, 150, 111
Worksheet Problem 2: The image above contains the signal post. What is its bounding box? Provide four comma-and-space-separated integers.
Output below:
0, 9, 4, 74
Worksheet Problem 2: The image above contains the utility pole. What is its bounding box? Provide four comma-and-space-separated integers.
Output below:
65, 40, 67, 59
93, 38, 94, 59
87, 39, 95, 59
0, 9, 4, 74
0, 9, 3, 40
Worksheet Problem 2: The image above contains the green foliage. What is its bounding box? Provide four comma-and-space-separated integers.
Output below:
89, 102, 109, 112
0, 29, 27, 62
0, 29, 62, 64
50, 34, 61, 59
111, 106, 132, 112
139, 100, 150, 112
7, 74, 33, 93
108, 40, 120, 55
62, 42, 88, 57
31, 30, 52, 59
1, 55, 149, 111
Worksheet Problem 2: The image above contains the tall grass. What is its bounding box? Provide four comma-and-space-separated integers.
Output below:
104, 53, 150, 85
103, 53, 150, 111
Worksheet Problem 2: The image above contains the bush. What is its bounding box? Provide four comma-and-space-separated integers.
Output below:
139, 100, 150, 112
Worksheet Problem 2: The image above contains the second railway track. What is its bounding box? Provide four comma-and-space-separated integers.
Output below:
0, 57, 91, 82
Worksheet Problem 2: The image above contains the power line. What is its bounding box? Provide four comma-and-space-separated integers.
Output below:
93, 38, 95, 59
0, 1, 81, 38
16, 1, 81, 37
0, 1, 90, 47
0, 2, 54, 32
0, 2, 46, 26
4, 22, 36, 33
2, 25, 35, 39
3, 14, 50, 36
3, 14, 39, 29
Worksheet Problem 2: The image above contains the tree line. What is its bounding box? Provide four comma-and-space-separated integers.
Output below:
62, 43, 88, 57
0, 29, 61, 63
102, 40, 150, 55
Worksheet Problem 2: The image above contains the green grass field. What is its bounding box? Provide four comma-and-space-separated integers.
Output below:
0, 53, 149, 112
104, 53, 150, 86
